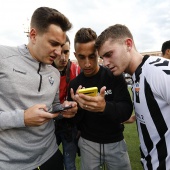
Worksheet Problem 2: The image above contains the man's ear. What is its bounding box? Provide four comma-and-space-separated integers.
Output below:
125, 38, 133, 51
29, 28, 37, 44
166, 49, 170, 55
74, 52, 77, 58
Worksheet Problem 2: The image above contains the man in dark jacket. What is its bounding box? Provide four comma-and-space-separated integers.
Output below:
67, 28, 133, 170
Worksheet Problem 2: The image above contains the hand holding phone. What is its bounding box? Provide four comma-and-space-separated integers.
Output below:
78, 87, 98, 96
51, 105, 72, 113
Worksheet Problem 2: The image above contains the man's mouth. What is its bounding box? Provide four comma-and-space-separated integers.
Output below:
84, 68, 91, 73
110, 66, 115, 71
50, 56, 56, 61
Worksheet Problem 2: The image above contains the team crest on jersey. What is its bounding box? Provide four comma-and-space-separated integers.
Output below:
135, 82, 140, 92
135, 82, 140, 103
49, 76, 54, 86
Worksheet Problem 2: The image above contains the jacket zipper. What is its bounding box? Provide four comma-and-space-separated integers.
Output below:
37, 62, 42, 92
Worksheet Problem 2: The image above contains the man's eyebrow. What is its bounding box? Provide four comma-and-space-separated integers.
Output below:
103, 50, 112, 57
89, 52, 96, 56
101, 52, 108, 58
78, 54, 84, 57
50, 40, 64, 47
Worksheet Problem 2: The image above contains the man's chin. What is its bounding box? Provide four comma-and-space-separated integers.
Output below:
60, 63, 67, 67
83, 72, 93, 77
112, 71, 122, 76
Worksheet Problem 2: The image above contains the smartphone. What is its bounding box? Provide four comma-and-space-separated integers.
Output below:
51, 105, 72, 113
78, 87, 98, 96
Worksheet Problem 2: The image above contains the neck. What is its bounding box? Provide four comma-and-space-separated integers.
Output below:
26, 44, 39, 61
57, 66, 65, 71
126, 51, 144, 75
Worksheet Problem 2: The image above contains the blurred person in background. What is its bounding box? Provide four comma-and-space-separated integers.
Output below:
161, 40, 170, 59
53, 35, 81, 170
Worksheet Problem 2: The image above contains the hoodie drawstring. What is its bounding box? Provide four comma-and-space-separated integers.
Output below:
99, 143, 105, 170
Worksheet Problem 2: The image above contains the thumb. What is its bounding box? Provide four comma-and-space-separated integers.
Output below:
100, 86, 106, 97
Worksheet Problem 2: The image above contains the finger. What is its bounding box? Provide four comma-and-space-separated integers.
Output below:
69, 101, 77, 107
63, 100, 70, 107
70, 88, 75, 100
77, 85, 83, 91
41, 112, 60, 119
35, 104, 48, 111
78, 93, 93, 102
100, 86, 106, 98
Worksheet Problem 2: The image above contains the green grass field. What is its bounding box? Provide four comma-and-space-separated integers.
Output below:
124, 121, 143, 170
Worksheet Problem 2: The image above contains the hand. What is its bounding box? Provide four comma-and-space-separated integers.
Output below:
24, 104, 60, 126
70, 85, 82, 102
74, 86, 106, 112
59, 101, 78, 118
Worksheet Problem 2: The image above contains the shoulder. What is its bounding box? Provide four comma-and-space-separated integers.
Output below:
69, 61, 81, 77
143, 56, 170, 76
70, 62, 78, 67
70, 61, 81, 71
100, 65, 124, 80
69, 72, 83, 85
48, 64, 60, 77
100, 65, 112, 75
142, 56, 170, 98
0, 45, 18, 58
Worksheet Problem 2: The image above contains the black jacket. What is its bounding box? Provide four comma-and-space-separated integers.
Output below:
67, 66, 133, 143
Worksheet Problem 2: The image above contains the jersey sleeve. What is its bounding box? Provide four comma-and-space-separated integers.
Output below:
144, 58, 170, 104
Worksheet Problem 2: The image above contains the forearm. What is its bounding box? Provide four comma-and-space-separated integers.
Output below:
0, 109, 25, 131
104, 101, 133, 123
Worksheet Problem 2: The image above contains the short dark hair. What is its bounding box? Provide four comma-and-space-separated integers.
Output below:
31, 7, 72, 34
95, 24, 133, 50
66, 35, 70, 45
74, 28, 97, 49
161, 40, 170, 55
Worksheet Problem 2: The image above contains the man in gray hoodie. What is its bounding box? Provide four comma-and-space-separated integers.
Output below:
0, 7, 77, 170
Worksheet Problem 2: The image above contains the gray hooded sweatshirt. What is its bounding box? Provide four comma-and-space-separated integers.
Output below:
0, 45, 61, 170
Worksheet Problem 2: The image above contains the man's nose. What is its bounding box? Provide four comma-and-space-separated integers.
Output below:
60, 54, 66, 60
103, 58, 110, 67
54, 46, 62, 56
85, 59, 91, 67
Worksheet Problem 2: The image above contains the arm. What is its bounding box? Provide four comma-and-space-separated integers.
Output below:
73, 75, 133, 123
123, 115, 136, 124
0, 104, 60, 131
0, 99, 77, 131
108, 75, 133, 122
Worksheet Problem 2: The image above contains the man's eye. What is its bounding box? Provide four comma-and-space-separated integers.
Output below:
105, 51, 113, 57
63, 50, 69, 54
50, 41, 63, 47
89, 54, 96, 59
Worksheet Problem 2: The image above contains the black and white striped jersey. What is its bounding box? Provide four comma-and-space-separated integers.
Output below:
132, 55, 170, 170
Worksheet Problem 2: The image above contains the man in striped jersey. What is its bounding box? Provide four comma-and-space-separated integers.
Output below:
95, 24, 170, 170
